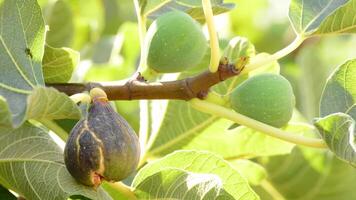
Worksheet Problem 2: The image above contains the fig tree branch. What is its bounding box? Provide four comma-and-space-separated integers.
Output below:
47, 60, 244, 101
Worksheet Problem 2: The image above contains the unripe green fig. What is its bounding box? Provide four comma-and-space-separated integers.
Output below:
230, 73, 295, 128
146, 11, 208, 73
64, 88, 140, 187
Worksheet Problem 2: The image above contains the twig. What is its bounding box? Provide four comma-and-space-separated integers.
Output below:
242, 36, 305, 74
47, 62, 242, 101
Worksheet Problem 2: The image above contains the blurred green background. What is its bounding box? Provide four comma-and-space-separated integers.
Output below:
39, 0, 356, 130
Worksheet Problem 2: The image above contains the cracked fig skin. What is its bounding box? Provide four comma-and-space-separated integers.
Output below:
230, 73, 296, 128
64, 98, 140, 187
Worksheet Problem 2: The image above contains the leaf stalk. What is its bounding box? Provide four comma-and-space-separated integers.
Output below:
189, 98, 327, 149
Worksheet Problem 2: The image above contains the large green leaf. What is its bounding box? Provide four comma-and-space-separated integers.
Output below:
288, 0, 350, 36
320, 59, 356, 119
257, 147, 356, 200
138, 0, 234, 22
314, 113, 356, 166
145, 100, 213, 156
229, 160, 267, 186
135, 168, 237, 199
133, 150, 259, 199
42, 45, 79, 83
183, 119, 315, 158
314, 0, 356, 35
27, 87, 81, 120
0, 0, 45, 126
0, 123, 111, 200
1, 86, 81, 128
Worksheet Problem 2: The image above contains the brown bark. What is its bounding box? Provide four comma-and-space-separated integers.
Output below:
47, 61, 243, 101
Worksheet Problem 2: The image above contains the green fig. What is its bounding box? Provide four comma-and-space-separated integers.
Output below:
146, 11, 208, 73
64, 88, 140, 187
230, 73, 295, 128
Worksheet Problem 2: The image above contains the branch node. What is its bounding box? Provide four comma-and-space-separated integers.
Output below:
125, 81, 134, 100
183, 78, 196, 100
197, 90, 209, 99
135, 72, 146, 82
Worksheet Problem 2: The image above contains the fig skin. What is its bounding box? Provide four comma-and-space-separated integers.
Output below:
64, 97, 140, 187
146, 11, 208, 73
230, 73, 295, 128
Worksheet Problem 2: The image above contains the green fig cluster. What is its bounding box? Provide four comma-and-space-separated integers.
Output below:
146, 11, 208, 73
64, 88, 140, 187
230, 73, 295, 128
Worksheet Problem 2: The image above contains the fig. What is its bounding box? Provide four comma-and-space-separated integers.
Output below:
64, 88, 140, 187
230, 73, 295, 128
146, 11, 208, 73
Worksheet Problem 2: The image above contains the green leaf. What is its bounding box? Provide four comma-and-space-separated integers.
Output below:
314, 113, 356, 166
45, 0, 74, 47
42, 45, 79, 83
183, 119, 315, 158
314, 0, 356, 35
138, 0, 234, 22
27, 87, 81, 120
183, 2, 235, 23
229, 160, 267, 186
133, 150, 259, 200
0, 96, 12, 127
145, 100, 213, 156
257, 147, 356, 200
288, 0, 350, 36
135, 168, 237, 199
0, 123, 111, 200
320, 59, 356, 120
0, 0, 45, 126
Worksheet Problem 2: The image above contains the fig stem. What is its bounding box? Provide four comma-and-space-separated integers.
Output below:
69, 92, 91, 104
38, 119, 68, 141
106, 182, 138, 200
202, 0, 220, 73
242, 35, 305, 74
205, 92, 228, 106
189, 98, 328, 149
